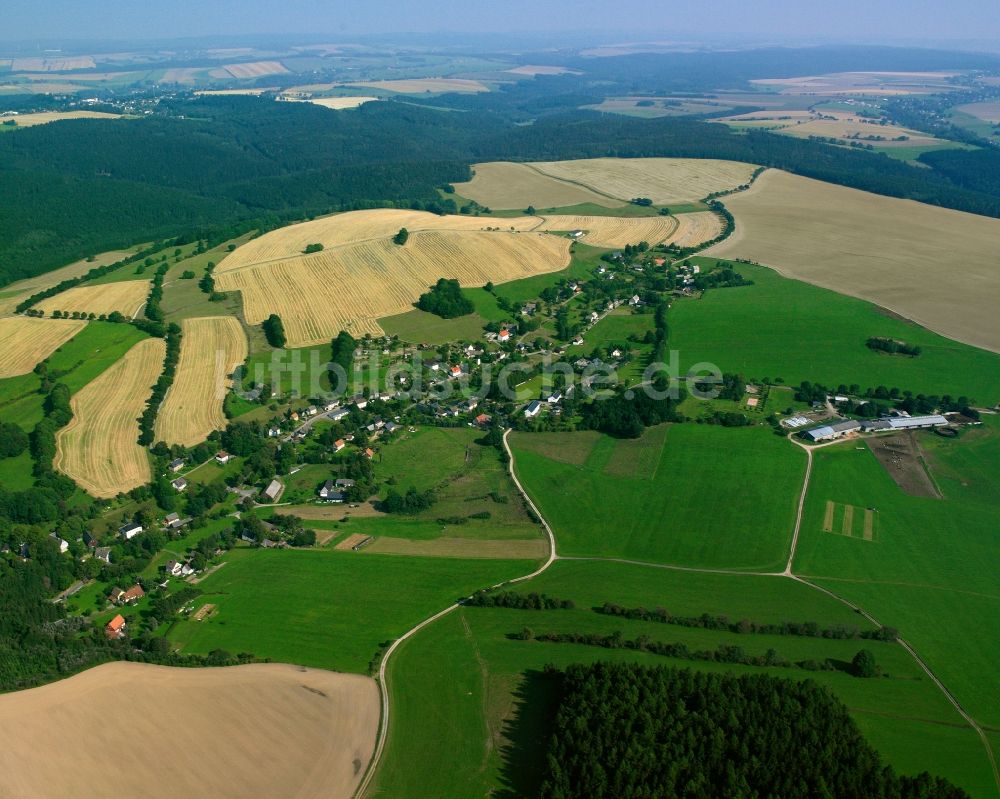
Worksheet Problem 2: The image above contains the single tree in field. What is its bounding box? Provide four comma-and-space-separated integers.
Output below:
852, 649, 878, 678
393, 228, 409, 245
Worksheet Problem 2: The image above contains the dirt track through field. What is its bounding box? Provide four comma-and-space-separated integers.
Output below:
0, 662, 377, 799
54, 337, 164, 497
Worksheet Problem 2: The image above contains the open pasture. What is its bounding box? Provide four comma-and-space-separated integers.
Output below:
342, 78, 489, 94
452, 161, 621, 211
709, 169, 1000, 354
54, 336, 164, 497
530, 157, 759, 204
510, 424, 805, 571
155, 316, 248, 446
0, 110, 122, 127
218, 227, 570, 347
668, 260, 1000, 403
794, 420, 1000, 728
372, 558, 992, 799
0, 662, 378, 799
35, 279, 149, 318
167, 548, 536, 674
536, 214, 678, 247
0, 316, 86, 378
223, 60, 289, 79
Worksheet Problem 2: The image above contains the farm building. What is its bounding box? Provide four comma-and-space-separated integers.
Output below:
164, 512, 184, 529
262, 480, 283, 502
329, 408, 350, 422
335, 478, 356, 489
803, 419, 861, 442
319, 481, 344, 502
886, 414, 949, 430
120, 585, 145, 605
524, 400, 542, 418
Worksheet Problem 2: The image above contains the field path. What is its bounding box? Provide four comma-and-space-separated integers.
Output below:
355, 429, 556, 798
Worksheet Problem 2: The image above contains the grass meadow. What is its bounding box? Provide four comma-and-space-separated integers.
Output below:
166, 547, 536, 674
510, 424, 805, 571
370, 559, 994, 799
669, 259, 1000, 404
794, 417, 1000, 730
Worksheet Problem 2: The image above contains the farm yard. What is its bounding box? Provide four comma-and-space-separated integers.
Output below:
0, 316, 86, 378
54, 336, 164, 497
529, 157, 759, 204
218, 225, 570, 346
709, 169, 1000, 354
154, 316, 248, 446
0, 662, 378, 799
35, 279, 150, 319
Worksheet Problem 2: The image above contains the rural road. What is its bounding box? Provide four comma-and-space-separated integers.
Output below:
353, 429, 557, 799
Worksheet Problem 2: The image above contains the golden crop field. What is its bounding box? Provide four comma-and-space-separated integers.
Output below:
453, 162, 620, 210
218, 229, 570, 346
307, 96, 380, 110
0, 248, 136, 314
217, 208, 540, 273
54, 337, 165, 498
35, 280, 149, 318
194, 88, 279, 96
536, 215, 679, 248
223, 60, 290, 79
342, 78, 490, 94
155, 317, 249, 447
0, 662, 378, 799
709, 169, 1000, 353
2, 110, 121, 128
11, 56, 96, 71
530, 158, 759, 204
749, 71, 959, 95
670, 211, 724, 248
774, 113, 940, 146
0, 317, 86, 378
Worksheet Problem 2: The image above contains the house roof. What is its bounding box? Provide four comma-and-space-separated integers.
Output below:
122, 585, 145, 601
106, 614, 126, 632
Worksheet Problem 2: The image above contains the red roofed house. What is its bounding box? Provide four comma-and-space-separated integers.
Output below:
121, 584, 145, 605
333, 439, 346, 452
364, 448, 375, 460
498, 329, 510, 343
474, 413, 492, 427
105, 614, 126, 639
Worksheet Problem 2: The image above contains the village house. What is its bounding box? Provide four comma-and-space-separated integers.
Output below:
83, 531, 100, 548
107, 586, 125, 604
164, 512, 183, 529
498, 328, 511, 343
305, 405, 318, 417
215, 451, 232, 465
120, 585, 145, 605
119, 522, 143, 540
449, 364, 463, 378
94, 546, 112, 564
168, 458, 185, 473
267, 426, 282, 437
319, 480, 345, 502
364, 447, 375, 460
524, 400, 542, 418
105, 614, 126, 639
262, 479, 283, 502
385, 421, 401, 434
165, 560, 183, 577
329, 408, 350, 422
474, 413, 492, 428
353, 395, 368, 410
333, 438, 346, 452
49, 533, 69, 554
171, 477, 188, 492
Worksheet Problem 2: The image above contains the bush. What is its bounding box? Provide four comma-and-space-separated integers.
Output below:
262, 314, 286, 348
415, 278, 474, 318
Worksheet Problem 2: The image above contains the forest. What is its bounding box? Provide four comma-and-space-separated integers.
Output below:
4, 85, 1000, 288
538, 662, 968, 799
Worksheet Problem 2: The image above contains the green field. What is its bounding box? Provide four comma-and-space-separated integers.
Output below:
380, 308, 489, 344
370, 559, 994, 799
794, 417, 1000, 731
167, 547, 536, 673
510, 423, 805, 571
669, 259, 1000, 404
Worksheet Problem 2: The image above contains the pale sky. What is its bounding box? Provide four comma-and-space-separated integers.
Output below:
1, 0, 998, 44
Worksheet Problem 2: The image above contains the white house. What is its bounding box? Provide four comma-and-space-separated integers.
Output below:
171, 477, 188, 492
215, 451, 232, 465
119, 522, 143, 540
49, 533, 69, 554
524, 400, 542, 418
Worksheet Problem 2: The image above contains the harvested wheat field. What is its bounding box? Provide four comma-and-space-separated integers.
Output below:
454, 161, 621, 210
218, 208, 540, 272
219, 229, 570, 346
0, 316, 86, 378
344, 77, 489, 94
0, 248, 138, 314
530, 157, 759, 204
309, 96, 380, 110
0, 661, 378, 799
35, 279, 149, 318
54, 337, 164, 497
1, 110, 122, 127
536, 214, 679, 247
956, 101, 1000, 124
709, 169, 1000, 353
194, 87, 279, 96
11, 56, 97, 71
155, 317, 248, 446
224, 60, 289, 79
671, 211, 724, 247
